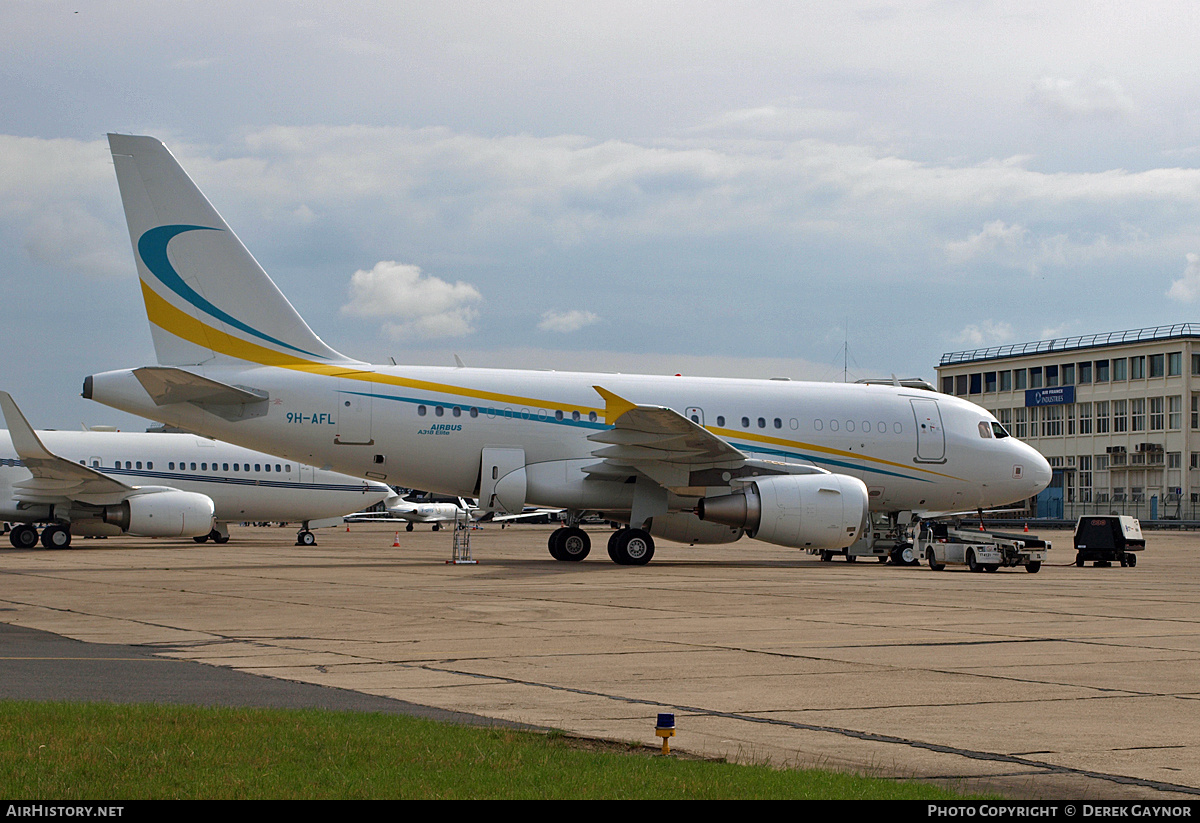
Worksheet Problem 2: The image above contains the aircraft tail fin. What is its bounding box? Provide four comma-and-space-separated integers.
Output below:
107, 134, 353, 367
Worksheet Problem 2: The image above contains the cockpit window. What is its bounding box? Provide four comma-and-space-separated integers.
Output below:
978, 422, 992, 438
990, 422, 1010, 439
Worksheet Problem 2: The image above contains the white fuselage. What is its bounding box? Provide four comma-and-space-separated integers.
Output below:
0, 428, 390, 527
86, 365, 1052, 520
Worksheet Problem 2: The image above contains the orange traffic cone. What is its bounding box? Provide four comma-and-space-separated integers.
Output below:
1023, 522, 1029, 533
393, 532, 401, 547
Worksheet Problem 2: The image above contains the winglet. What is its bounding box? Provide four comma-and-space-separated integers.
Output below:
0, 391, 58, 462
593, 386, 637, 424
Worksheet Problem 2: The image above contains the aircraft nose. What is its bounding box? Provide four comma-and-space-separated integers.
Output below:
1016, 442, 1052, 495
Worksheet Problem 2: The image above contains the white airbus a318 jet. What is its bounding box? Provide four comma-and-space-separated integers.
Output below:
84, 134, 1051, 565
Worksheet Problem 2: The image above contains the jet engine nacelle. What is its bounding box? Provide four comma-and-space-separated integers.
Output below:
649, 512, 744, 545
696, 473, 869, 550
102, 490, 216, 537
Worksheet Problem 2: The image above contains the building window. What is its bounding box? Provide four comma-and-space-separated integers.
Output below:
1014, 408, 1027, 438
1149, 354, 1164, 378
999, 370, 1012, 392
1095, 360, 1109, 382
1169, 395, 1182, 430
942, 376, 954, 394
1077, 362, 1091, 384
1046, 365, 1059, 387
1078, 402, 1092, 434
1014, 369, 1027, 390
984, 372, 996, 393
1168, 352, 1182, 376
1128, 357, 1143, 380
955, 374, 968, 395
1113, 399, 1128, 433
969, 373, 982, 394
1095, 401, 1110, 434
1062, 364, 1074, 385
1030, 367, 1043, 388
1042, 405, 1063, 437
1131, 398, 1146, 432
1150, 397, 1164, 431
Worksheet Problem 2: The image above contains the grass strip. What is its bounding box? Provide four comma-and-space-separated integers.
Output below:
0, 701, 984, 800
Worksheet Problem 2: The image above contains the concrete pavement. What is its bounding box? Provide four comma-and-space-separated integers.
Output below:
2, 522, 1197, 799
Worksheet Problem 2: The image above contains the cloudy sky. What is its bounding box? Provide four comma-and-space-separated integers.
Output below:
4, 1, 1200, 429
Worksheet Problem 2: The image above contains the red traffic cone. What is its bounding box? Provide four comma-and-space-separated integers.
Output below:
393, 532, 401, 547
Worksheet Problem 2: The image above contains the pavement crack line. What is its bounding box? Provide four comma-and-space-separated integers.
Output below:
415, 661, 1200, 797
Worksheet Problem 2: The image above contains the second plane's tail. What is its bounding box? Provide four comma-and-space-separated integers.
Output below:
107, 134, 353, 368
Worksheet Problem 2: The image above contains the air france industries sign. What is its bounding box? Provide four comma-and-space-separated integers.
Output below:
1026, 386, 1075, 407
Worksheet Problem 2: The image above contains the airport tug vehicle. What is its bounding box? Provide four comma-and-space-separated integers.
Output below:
916, 521, 1049, 573
1072, 515, 1144, 568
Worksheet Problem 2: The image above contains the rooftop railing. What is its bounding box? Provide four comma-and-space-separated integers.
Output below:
940, 323, 1200, 366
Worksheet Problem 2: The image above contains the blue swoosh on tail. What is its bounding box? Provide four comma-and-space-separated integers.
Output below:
138, 224, 325, 359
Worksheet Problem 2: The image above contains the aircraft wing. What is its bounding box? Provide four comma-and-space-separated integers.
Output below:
0, 391, 133, 505
489, 507, 564, 523
585, 386, 746, 492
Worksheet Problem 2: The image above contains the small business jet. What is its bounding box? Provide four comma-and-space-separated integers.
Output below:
0, 391, 390, 548
348, 491, 481, 531
347, 490, 562, 530
85, 134, 1051, 565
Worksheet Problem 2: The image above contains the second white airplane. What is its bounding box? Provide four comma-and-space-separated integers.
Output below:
0, 391, 391, 548
85, 134, 1052, 565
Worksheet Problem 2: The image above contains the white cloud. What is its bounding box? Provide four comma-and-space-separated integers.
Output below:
952, 320, 1015, 348
1166, 253, 1200, 303
1028, 76, 1135, 119
340, 261, 482, 340
945, 220, 1030, 265
538, 309, 600, 333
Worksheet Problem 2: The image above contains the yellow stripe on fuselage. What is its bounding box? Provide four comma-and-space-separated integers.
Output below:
142, 282, 604, 413
143, 283, 959, 481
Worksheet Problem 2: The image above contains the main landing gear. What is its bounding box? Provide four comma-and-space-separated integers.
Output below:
546, 515, 655, 565
8, 524, 71, 549
192, 527, 230, 544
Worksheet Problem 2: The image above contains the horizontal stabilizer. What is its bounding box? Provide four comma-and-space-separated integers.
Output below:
133, 367, 269, 422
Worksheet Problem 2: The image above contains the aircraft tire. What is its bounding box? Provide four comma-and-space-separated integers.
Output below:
213, 534, 229, 544
548, 529, 566, 560
558, 527, 590, 561
297, 530, 316, 546
405, 523, 414, 532
10, 525, 38, 549
608, 528, 654, 566
41, 526, 71, 549
193, 535, 209, 543
926, 549, 945, 571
